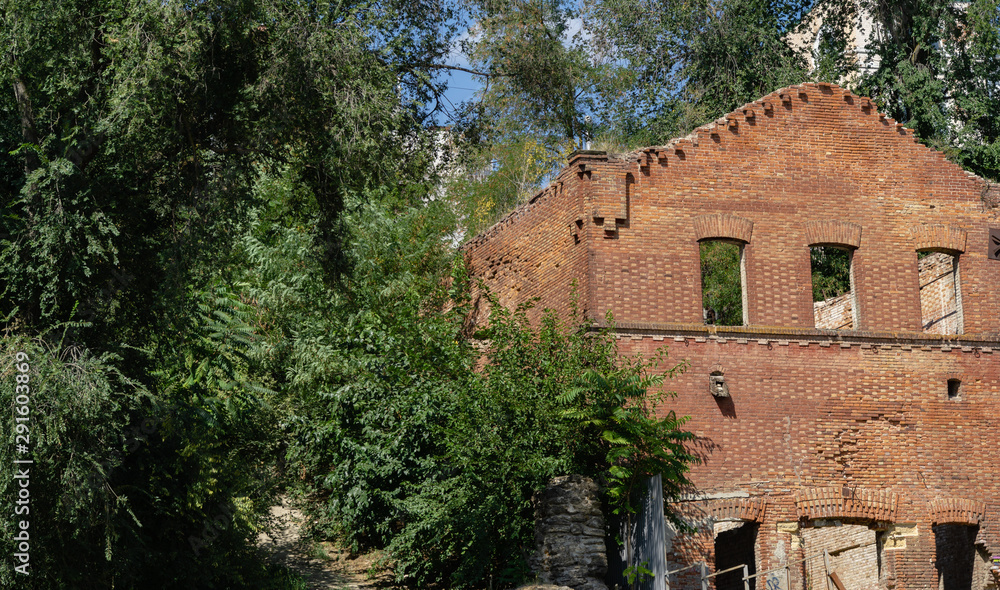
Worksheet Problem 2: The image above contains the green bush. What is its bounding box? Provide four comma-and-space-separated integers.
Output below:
0, 326, 297, 589
252, 190, 698, 588
0, 337, 148, 588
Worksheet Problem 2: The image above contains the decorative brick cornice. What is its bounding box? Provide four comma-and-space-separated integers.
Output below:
693, 213, 754, 243
928, 498, 986, 525
910, 224, 967, 254
592, 319, 1000, 348
794, 486, 898, 521
805, 220, 863, 249
706, 497, 767, 523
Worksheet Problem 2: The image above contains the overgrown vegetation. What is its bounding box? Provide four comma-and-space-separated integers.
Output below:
810, 247, 853, 302
241, 189, 696, 587
700, 240, 744, 326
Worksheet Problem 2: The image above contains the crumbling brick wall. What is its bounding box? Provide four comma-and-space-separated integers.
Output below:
813, 292, 853, 330
463, 82, 1000, 590
801, 524, 879, 590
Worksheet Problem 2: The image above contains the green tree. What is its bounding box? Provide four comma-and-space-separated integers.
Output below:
0, 0, 462, 586
810, 246, 852, 302
812, 0, 1000, 180
0, 0, 457, 338
448, 0, 814, 233
586, 0, 811, 143
700, 240, 744, 326
445, 0, 638, 231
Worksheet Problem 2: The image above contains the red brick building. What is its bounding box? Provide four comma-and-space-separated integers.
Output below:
463, 83, 1000, 589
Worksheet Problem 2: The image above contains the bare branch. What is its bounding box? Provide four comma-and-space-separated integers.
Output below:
416, 63, 505, 78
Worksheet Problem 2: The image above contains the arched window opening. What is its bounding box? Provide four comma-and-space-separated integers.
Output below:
811, 246, 857, 330
918, 251, 963, 335
700, 240, 747, 326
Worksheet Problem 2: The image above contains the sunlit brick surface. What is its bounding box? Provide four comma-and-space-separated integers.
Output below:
464, 83, 1000, 589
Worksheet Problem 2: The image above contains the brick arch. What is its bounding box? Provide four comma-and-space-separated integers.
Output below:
794, 486, 899, 521
928, 498, 986, 525
693, 213, 753, 243
805, 220, 863, 248
910, 223, 967, 254
705, 497, 767, 523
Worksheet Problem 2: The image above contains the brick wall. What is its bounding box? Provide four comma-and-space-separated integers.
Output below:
463, 82, 1000, 589
813, 251, 960, 332
813, 292, 853, 330
801, 524, 879, 590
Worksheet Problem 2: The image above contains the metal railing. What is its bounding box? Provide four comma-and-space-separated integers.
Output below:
665, 542, 876, 590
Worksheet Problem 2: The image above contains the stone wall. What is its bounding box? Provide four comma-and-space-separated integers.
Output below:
529, 475, 608, 590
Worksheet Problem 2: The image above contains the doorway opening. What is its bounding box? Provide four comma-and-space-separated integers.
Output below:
714, 521, 757, 590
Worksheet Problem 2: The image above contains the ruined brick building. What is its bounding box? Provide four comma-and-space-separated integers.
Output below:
463, 83, 1000, 590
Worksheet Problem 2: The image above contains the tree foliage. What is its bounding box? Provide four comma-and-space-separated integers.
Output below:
242, 185, 696, 587
700, 240, 744, 326
0, 0, 457, 586
0, 0, 455, 337
810, 246, 852, 302
807, 0, 1000, 180
588, 0, 811, 139
447, 0, 814, 233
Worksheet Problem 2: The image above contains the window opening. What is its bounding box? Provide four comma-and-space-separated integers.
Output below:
919, 251, 963, 335
811, 246, 856, 329
948, 379, 961, 400
700, 240, 746, 326
714, 521, 757, 590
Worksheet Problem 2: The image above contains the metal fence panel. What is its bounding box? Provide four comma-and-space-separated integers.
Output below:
606, 475, 666, 590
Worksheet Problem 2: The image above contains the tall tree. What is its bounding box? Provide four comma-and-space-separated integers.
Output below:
446, 0, 624, 234
447, 0, 814, 235
813, 0, 1000, 180
0, 0, 457, 339
586, 0, 812, 142
0, 0, 461, 586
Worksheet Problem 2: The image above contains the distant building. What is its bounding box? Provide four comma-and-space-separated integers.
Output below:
787, 3, 880, 80
464, 83, 1000, 589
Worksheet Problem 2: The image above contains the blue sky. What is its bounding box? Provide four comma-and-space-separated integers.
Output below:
428, 21, 485, 125
433, 16, 587, 126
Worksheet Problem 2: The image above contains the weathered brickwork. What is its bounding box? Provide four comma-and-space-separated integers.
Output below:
919, 252, 961, 334
813, 251, 958, 332
463, 82, 1000, 589
801, 524, 880, 590
813, 291, 853, 330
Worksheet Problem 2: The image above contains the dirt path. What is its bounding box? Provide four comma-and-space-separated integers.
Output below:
257, 498, 395, 590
